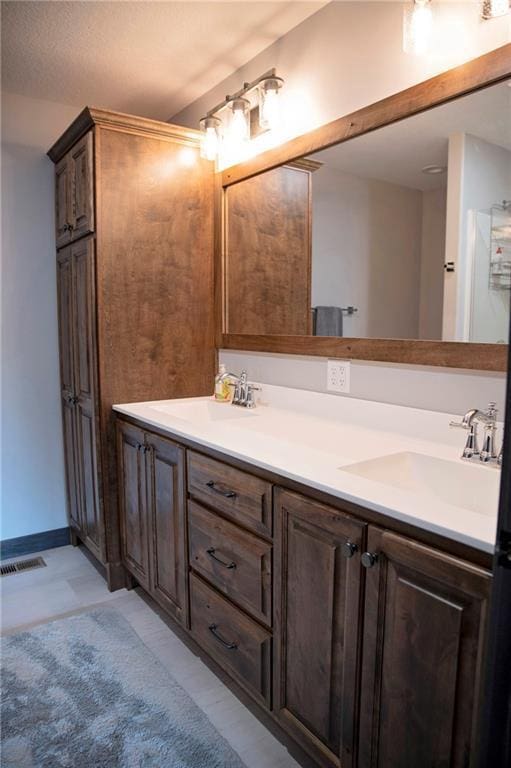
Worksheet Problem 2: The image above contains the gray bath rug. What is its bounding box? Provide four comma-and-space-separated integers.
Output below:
1, 608, 247, 768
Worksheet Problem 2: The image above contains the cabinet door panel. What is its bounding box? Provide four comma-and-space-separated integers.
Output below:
73, 238, 101, 556
56, 248, 80, 530
55, 157, 71, 248
146, 432, 187, 626
69, 132, 94, 240
358, 528, 491, 768
77, 403, 101, 554
274, 489, 365, 768
117, 422, 150, 589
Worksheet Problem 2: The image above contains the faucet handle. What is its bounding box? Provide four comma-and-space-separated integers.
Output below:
449, 419, 467, 429
487, 402, 498, 419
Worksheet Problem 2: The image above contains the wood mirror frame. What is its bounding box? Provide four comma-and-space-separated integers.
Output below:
216, 44, 511, 371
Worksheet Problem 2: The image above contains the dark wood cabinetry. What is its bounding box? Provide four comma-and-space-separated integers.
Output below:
57, 238, 101, 558
116, 419, 491, 768
54, 132, 94, 247
358, 527, 491, 768
274, 489, 365, 768
146, 431, 187, 624
117, 422, 149, 589
117, 421, 188, 625
189, 573, 272, 708
50, 109, 215, 589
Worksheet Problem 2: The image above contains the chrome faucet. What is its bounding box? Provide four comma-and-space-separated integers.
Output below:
450, 402, 501, 467
230, 370, 261, 408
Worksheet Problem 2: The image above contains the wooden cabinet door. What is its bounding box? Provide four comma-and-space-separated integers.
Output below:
72, 238, 101, 558
56, 247, 80, 531
145, 431, 188, 626
55, 156, 71, 248
274, 489, 366, 768
358, 528, 491, 768
69, 132, 94, 241
117, 421, 150, 589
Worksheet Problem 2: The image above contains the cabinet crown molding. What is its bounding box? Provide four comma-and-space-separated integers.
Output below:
47, 106, 202, 162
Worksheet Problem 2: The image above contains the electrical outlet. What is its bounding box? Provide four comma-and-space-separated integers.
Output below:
327, 360, 350, 393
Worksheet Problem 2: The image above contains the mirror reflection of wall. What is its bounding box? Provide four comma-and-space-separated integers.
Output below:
224, 81, 511, 344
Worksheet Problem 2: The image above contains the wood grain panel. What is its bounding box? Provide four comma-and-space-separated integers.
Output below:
358, 527, 491, 768
146, 431, 187, 626
72, 238, 102, 559
117, 421, 150, 589
69, 131, 94, 240
189, 572, 272, 708
187, 450, 272, 538
274, 489, 366, 768
55, 157, 71, 248
225, 165, 311, 335
220, 333, 507, 372
188, 500, 272, 626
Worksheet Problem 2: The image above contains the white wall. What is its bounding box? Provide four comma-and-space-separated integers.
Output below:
219, 350, 507, 417
177, 2, 508, 413
419, 186, 447, 340
311, 165, 423, 339
444, 133, 511, 340
1, 92, 81, 540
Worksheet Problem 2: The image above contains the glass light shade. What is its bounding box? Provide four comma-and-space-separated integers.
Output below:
403, 0, 433, 55
228, 98, 250, 145
199, 116, 222, 161
259, 77, 284, 132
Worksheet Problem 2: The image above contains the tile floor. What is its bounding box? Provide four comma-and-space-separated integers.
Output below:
0, 545, 302, 768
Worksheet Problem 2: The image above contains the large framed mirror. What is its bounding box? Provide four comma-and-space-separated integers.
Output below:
218, 45, 511, 371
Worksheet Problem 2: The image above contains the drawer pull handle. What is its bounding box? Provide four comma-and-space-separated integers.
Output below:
207, 548, 236, 570
208, 624, 238, 650
206, 480, 237, 499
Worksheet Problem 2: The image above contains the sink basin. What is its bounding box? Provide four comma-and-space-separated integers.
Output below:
340, 451, 500, 516
150, 400, 257, 424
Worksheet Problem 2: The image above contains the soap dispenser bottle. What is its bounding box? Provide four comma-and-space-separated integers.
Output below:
214, 363, 232, 402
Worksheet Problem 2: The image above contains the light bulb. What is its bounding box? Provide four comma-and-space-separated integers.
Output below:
229, 99, 249, 146
199, 116, 221, 161
259, 78, 283, 132
403, 0, 433, 55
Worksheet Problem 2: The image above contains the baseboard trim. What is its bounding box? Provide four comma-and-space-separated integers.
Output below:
0, 527, 71, 560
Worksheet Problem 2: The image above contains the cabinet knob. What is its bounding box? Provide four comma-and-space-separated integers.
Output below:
342, 541, 358, 558
361, 552, 378, 569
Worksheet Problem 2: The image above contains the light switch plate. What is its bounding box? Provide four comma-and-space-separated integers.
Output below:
327, 360, 351, 393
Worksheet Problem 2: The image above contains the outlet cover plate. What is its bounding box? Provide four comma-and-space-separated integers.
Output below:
327, 360, 351, 394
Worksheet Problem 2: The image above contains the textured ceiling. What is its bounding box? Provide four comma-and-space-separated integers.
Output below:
1, 1, 326, 122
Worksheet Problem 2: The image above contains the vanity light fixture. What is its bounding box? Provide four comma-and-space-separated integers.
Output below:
403, 0, 433, 55
482, 0, 510, 18
199, 68, 284, 163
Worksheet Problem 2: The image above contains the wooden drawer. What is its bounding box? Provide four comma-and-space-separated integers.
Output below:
187, 451, 272, 538
189, 501, 272, 626
189, 573, 272, 708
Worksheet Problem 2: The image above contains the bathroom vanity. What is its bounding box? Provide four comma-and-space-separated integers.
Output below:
113, 389, 497, 768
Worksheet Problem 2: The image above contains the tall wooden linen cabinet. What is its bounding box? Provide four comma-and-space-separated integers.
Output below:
48, 108, 215, 589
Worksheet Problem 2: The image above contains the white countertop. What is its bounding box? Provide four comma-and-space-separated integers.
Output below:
113, 385, 502, 554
